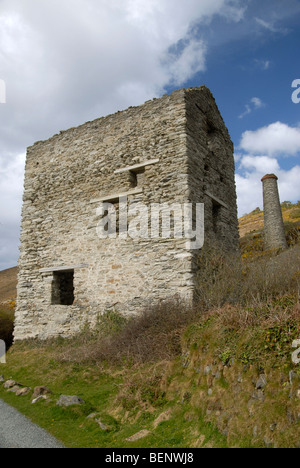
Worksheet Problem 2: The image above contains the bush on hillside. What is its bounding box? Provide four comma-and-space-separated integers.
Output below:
195, 241, 300, 308
194, 242, 242, 308
0, 310, 14, 349
59, 299, 198, 365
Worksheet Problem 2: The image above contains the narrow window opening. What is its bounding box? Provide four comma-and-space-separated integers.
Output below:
212, 201, 221, 234
128, 167, 145, 188
129, 171, 138, 188
52, 270, 74, 306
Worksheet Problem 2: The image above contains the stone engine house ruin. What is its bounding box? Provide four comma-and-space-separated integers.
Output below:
15, 86, 239, 340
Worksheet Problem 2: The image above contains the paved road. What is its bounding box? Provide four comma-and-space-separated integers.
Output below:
0, 399, 65, 448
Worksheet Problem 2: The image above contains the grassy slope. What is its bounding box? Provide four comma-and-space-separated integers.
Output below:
0, 292, 299, 448
239, 201, 300, 238
0, 344, 229, 448
0, 266, 17, 305
0, 203, 299, 448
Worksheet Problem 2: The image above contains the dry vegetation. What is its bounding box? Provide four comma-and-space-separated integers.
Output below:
1, 203, 300, 448
0, 266, 18, 304
239, 200, 300, 238
53, 241, 300, 367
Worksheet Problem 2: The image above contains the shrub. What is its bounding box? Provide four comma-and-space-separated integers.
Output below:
194, 241, 242, 308
289, 208, 300, 219
194, 241, 300, 308
284, 222, 300, 246
96, 308, 128, 336
56, 244, 300, 366
59, 299, 198, 365
250, 207, 261, 215
242, 245, 300, 305
0, 309, 14, 349
104, 299, 198, 364
281, 201, 292, 209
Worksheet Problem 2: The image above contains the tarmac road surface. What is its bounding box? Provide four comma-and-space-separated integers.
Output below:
0, 399, 65, 448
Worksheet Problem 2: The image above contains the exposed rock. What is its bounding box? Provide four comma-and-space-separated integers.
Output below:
125, 430, 151, 442
15, 387, 31, 396
8, 385, 21, 393
86, 413, 109, 430
96, 420, 108, 431
4, 380, 21, 389
263, 436, 273, 448
255, 374, 267, 390
270, 423, 277, 432
32, 395, 48, 404
237, 374, 243, 383
56, 395, 85, 407
32, 386, 52, 399
251, 390, 265, 402
153, 410, 172, 428
289, 370, 299, 385
248, 390, 265, 415
87, 412, 98, 419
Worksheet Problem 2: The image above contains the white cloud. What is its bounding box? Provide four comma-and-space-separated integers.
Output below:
235, 173, 263, 216
236, 164, 300, 217
0, 152, 25, 269
255, 17, 289, 34
0, 0, 246, 139
240, 155, 280, 174
251, 97, 264, 109
165, 38, 207, 86
236, 121, 300, 215
254, 59, 271, 70
0, 0, 247, 269
239, 104, 251, 119
240, 122, 300, 156
238, 96, 265, 119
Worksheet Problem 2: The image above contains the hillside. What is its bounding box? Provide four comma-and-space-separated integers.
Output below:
0, 266, 18, 307
0, 203, 299, 448
239, 201, 300, 238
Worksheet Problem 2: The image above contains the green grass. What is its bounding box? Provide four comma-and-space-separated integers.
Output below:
0, 343, 229, 448
1, 241, 299, 448
2, 294, 299, 448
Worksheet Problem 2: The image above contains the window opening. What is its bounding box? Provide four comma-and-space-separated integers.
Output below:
52, 270, 74, 306
128, 167, 145, 188
129, 171, 138, 188
212, 201, 221, 234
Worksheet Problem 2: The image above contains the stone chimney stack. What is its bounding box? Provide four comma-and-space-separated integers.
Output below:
261, 174, 287, 250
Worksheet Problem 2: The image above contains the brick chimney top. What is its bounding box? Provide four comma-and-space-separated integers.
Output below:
261, 174, 278, 182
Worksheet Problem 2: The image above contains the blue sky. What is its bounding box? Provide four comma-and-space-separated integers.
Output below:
0, 0, 300, 269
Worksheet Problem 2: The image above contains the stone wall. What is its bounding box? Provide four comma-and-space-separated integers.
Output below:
15, 86, 239, 340
185, 88, 239, 248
